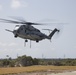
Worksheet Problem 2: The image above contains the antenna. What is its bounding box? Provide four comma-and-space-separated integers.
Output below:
64, 54, 66, 59
17, 53, 19, 58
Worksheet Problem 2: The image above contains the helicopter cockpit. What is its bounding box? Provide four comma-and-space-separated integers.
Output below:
14, 25, 20, 30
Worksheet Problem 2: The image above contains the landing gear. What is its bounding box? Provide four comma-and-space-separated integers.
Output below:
14, 34, 18, 38
24, 39, 28, 47
36, 40, 39, 42
24, 40, 31, 48
25, 39, 28, 42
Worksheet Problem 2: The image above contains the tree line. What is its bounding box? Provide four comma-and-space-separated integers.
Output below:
0, 55, 76, 67
0, 55, 39, 67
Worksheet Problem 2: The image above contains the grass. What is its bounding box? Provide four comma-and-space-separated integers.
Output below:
0, 65, 76, 75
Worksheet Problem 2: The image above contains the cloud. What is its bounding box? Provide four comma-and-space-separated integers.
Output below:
0, 4, 2, 10
11, 0, 21, 9
11, 0, 28, 9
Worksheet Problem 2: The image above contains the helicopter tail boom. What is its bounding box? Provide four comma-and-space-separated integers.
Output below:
48, 28, 59, 39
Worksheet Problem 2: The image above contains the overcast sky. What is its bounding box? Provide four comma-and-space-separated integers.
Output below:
0, 0, 76, 58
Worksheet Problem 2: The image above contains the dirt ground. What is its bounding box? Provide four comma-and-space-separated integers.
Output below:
15, 71, 76, 75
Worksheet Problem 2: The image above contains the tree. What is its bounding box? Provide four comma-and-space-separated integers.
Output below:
9, 60, 15, 67
18, 55, 33, 66
33, 58, 39, 65
2, 59, 10, 67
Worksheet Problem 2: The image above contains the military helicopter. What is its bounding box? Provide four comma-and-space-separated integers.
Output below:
0, 18, 60, 47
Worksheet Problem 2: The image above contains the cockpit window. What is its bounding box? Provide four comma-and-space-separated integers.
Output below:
36, 29, 40, 32
14, 25, 20, 30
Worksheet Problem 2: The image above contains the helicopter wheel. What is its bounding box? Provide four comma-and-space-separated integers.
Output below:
25, 39, 28, 42
14, 34, 18, 38
36, 40, 39, 42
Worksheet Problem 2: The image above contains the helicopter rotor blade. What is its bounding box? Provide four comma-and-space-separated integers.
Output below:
9, 16, 26, 23
9, 17, 44, 25
0, 18, 27, 24
0, 18, 42, 25
0, 18, 54, 25
0, 18, 68, 26
25, 22, 43, 25
42, 29, 53, 31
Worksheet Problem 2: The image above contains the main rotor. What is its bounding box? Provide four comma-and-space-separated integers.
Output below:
0, 17, 43, 26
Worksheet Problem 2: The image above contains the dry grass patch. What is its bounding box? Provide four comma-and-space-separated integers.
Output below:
0, 66, 76, 75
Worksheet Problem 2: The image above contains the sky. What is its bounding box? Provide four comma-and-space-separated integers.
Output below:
0, 0, 76, 59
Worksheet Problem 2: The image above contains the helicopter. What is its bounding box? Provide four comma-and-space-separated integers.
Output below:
0, 18, 60, 47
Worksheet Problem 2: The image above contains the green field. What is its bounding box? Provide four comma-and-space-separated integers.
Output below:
0, 66, 76, 75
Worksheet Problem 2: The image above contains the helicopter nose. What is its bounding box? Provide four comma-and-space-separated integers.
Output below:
13, 30, 18, 37
13, 30, 16, 34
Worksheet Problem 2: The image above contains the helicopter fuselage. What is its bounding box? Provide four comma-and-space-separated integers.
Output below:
13, 25, 48, 42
